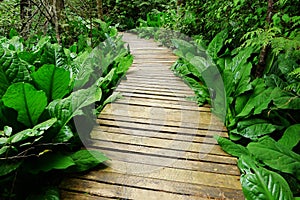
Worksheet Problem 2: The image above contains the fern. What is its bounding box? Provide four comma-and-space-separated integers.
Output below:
290, 67, 300, 78
240, 27, 281, 50
271, 36, 300, 56
285, 82, 300, 96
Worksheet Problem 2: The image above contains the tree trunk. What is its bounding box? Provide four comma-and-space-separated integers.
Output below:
255, 0, 274, 77
53, 0, 60, 43
97, 0, 103, 19
20, 0, 31, 38
52, 0, 64, 44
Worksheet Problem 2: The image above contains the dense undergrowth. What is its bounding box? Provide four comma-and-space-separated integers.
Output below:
0, 0, 133, 198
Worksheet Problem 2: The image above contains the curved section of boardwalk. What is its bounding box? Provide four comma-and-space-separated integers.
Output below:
60, 33, 244, 199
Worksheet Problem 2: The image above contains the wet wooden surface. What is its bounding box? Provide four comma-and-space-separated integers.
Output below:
60, 33, 244, 199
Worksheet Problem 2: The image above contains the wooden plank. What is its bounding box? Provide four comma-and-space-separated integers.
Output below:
112, 99, 207, 111
116, 88, 193, 98
100, 104, 225, 130
91, 160, 241, 190
117, 92, 195, 102
97, 119, 226, 137
91, 130, 227, 155
120, 81, 190, 90
84, 149, 239, 175
93, 123, 227, 143
97, 116, 224, 133
91, 139, 236, 165
60, 178, 208, 200
76, 171, 244, 199
98, 112, 223, 132
60, 190, 112, 200
116, 85, 194, 95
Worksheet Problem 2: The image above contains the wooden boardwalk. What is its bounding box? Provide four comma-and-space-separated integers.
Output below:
60, 33, 244, 199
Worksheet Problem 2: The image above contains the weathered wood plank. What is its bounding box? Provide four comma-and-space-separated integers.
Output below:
61, 178, 209, 200
77, 171, 244, 199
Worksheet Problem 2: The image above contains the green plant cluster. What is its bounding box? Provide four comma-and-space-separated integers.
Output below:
103, 0, 176, 30
171, 28, 300, 199
0, 30, 132, 199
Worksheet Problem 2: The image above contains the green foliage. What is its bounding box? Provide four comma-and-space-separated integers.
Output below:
171, 28, 300, 198
103, 0, 175, 30
0, 0, 21, 37
3, 83, 48, 127
238, 155, 294, 200
0, 32, 132, 199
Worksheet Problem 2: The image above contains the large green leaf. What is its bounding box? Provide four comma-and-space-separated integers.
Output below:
73, 50, 94, 89
31, 64, 72, 101
172, 39, 197, 57
189, 56, 210, 73
2, 83, 48, 127
231, 119, 277, 140
230, 47, 253, 73
237, 86, 273, 118
97, 92, 123, 112
273, 94, 300, 110
0, 47, 33, 97
238, 155, 293, 200
268, 87, 300, 110
0, 160, 22, 176
39, 43, 69, 70
116, 54, 133, 75
215, 135, 249, 157
66, 149, 108, 172
7, 118, 57, 144
278, 124, 300, 150
233, 62, 253, 97
47, 84, 102, 133
207, 30, 228, 59
247, 137, 300, 180
25, 152, 75, 174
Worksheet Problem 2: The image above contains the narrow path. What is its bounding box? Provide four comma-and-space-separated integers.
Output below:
60, 33, 244, 199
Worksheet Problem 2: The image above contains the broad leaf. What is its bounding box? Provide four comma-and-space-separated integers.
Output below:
234, 62, 253, 97
7, 118, 57, 144
53, 125, 74, 143
67, 149, 108, 172
0, 160, 22, 176
273, 95, 300, 110
0, 47, 33, 97
2, 83, 48, 127
231, 119, 277, 140
247, 137, 300, 180
172, 39, 197, 57
189, 56, 210, 73
97, 92, 123, 112
265, 74, 287, 89
215, 135, 249, 157
238, 155, 293, 200
25, 152, 75, 174
207, 30, 228, 59
237, 86, 273, 118
31, 64, 72, 100
278, 124, 300, 150
269, 87, 300, 109
229, 47, 253, 74
47, 84, 102, 132
39, 43, 69, 70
